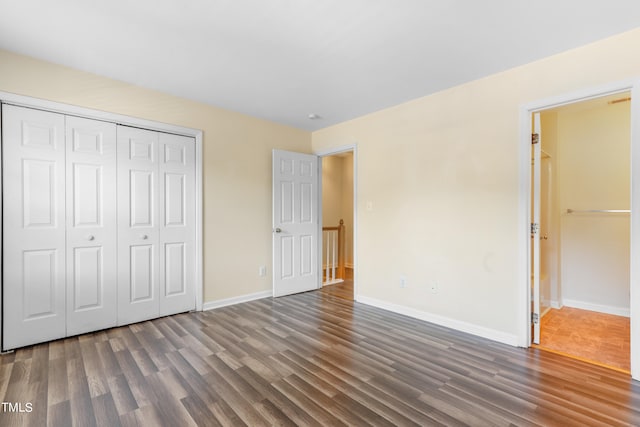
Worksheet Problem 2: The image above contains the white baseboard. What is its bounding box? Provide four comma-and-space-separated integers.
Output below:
540, 306, 552, 318
323, 279, 344, 286
355, 296, 519, 347
203, 290, 272, 311
539, 300, 561, 316
562, 299, 629, 317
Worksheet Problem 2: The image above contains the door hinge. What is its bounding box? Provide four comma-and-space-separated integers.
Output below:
532, 312, 539, 324
532, 133, 539, 144
530, 222, 539, 236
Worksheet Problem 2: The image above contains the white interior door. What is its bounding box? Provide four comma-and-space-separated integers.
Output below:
65, 116, 117, 335
272, 150, 319, 297
532, 112, 542, 344
159, 132, 195, 315
2, 105, 67, 349
117, 126, 160, 324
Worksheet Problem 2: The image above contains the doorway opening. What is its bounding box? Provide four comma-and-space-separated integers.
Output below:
318, 147, 356, 301
530, 92, 632, 372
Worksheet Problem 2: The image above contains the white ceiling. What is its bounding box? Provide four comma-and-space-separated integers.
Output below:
1, 1, 639, 131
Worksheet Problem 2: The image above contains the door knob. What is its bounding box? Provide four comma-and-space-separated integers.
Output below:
87, 235, 95, 241
274, 228, 282, 233
140, 234, 148, 240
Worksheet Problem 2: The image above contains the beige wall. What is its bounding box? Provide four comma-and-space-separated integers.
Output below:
322, 156, 344, 226
0, 49, 312, 303
311, 28, 640, 339
557, 101, 630, 312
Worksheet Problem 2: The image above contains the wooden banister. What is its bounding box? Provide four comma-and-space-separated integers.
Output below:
338, 219, 345, 279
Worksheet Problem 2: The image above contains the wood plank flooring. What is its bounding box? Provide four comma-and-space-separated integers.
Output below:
1, 289, 640, 426
319, 279, 353, 301
539, 306, 630, 372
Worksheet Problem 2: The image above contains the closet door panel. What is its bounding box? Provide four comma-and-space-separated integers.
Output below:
2, 105, 66, 349
165, 242, 186, 295
130, 244, 155, 301
117, 126, 160, 325
131, 170, 154, 226
66, 116, 117, 336
159, 133, 195, 316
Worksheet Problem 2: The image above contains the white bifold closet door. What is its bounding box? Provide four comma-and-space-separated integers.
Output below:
3, 105, 67, 349
2, 106, 118, 348
116, 126, 195, 325
65, 116, 117, 336
3, 105, 196, 350
158, 131, 196, 316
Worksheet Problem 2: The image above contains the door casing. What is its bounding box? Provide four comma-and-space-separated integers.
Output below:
518, 79, 640, 380
315, 144, 358, 300
532, 112, 542, 344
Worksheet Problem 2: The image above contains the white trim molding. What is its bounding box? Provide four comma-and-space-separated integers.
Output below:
322, 279, 345, 286
203, 290, 272, 311
0, 91, 200, 137
357, 296, 519, 347
194, 132, 204, 311
562, 299, 630, 318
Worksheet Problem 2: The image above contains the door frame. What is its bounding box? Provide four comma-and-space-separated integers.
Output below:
531, 112, 542, 344
0, 91, 204, 348
315, 144, 358, 299
517, 79, 640, 379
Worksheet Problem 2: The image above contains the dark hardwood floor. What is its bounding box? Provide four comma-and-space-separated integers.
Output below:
1, 289, 640, 426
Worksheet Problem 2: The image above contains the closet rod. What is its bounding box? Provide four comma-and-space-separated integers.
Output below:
566, 209, 630, 214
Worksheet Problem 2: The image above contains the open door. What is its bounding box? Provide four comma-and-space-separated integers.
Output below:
272, 150, 319, 297
532, 112, 542, 343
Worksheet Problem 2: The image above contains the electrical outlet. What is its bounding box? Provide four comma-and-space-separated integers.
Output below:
400, 276, 407, 288
259, 266, 267, 277
430, 281, 439, 293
